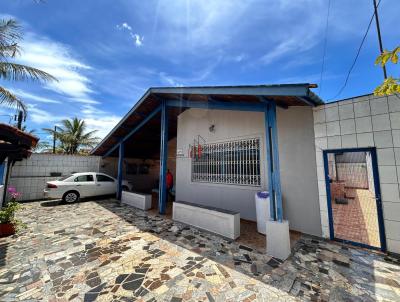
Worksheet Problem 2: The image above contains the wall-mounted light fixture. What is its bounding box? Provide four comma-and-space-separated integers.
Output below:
209, 124, 215, 133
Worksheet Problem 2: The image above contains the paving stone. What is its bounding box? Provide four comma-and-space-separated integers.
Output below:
0, 199, 398, 301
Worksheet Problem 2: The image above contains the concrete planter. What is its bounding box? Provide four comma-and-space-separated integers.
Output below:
121, 191, 152, 210
173, 201, 240, 239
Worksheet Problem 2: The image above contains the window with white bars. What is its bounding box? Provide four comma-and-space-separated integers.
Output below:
191, 138, 261, 186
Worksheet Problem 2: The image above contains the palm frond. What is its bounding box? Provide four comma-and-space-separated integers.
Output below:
0, 43, 20, 58
0, 62, 57, 82
0, 19, 21, 45
0, 86, 27, 115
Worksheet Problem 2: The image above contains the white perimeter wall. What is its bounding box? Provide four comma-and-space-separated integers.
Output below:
101, 137, 177, 193
176, 107, 321, 236
314, 94, 400, 254
8, 154, 101, 201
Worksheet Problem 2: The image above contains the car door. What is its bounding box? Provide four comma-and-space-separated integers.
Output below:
73, 174, 96, 197
95, 173, 117, 195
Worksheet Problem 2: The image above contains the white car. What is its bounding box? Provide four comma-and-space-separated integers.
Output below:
44, 172, 133, 203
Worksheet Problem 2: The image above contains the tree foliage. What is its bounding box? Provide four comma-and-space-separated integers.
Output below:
0, 19, 56, 117
43, 118, 100, 154
374, 46, 400, 96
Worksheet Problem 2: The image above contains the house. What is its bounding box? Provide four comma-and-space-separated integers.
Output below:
91, 84, 400, 258
0, 123, 39, 206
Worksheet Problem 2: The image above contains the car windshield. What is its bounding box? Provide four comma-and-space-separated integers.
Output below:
58, 175, 73, 181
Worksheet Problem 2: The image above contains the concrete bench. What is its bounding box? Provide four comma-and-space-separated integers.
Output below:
121, 191, 152, 210
173, 201, 240, 239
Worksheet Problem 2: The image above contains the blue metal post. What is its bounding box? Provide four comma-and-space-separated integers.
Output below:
117, 142, 124, 200
0, 163, 4, 185
158, 99, 168, 214
265, 102, 283, 222
265, 107, 276, 221
269, 102, 283, 222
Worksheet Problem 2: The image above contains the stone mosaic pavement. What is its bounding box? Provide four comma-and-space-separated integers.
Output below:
0, 199, 399, 301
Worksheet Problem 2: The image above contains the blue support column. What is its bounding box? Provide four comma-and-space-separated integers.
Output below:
265, 108, 276, 221
117, 142, 124, 200
0, 163, 4, 185
265, 102, 283, 222
158, 99, 168, 214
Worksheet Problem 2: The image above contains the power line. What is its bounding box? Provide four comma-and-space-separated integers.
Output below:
318, 0, 331, 95
329, 0, 382, 101
373, 0, 387, 79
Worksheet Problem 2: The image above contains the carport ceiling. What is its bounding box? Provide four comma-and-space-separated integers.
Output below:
92, 84, 323, 158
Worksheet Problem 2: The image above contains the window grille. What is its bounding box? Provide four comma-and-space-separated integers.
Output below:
191, 138, 261, 186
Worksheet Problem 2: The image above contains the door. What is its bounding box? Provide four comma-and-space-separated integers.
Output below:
95, 174, 117, 195
72, 174, 96, 197
323, 147, 386, 251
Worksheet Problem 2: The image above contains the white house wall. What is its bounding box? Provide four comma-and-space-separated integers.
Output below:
9, 154, 101, 201
277, 106, 321, 236
176, 107, 321, 236
313, 94, 400, 254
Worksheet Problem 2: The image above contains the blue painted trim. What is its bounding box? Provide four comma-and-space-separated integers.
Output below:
267, 102, 283, 222
323, 147, 387, 252
370, 148, 387, 252
323, 151, 335, 240
333, 238, 382, 251
264, 102, 283, 221
117, 142, 124, 200
158, 99, 168, 214
103, 105, 162, 158
0, 163, 4, 185
167, 99, 266, 112
264, 107, 276, 221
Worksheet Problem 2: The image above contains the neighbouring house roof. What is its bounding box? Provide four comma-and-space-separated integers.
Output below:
91, 83, 323, 158
0, 123, 39, 164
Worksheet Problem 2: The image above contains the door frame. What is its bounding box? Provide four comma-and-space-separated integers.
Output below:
323, 147, 387, 252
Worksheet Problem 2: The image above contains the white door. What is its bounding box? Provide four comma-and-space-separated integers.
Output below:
95, 174, 117, 195
72, 174, 96, 197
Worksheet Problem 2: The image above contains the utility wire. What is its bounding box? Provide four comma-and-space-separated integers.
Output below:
329, 0, 382, 101
318, 0, 331, 95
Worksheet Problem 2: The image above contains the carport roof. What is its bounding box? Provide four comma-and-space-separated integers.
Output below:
91, 83, 323, 157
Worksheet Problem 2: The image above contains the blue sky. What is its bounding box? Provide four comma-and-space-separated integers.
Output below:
1, 0, 399, 141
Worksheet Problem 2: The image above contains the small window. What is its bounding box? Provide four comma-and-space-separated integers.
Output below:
74, 175, 94, 182
96, 174, 115, 182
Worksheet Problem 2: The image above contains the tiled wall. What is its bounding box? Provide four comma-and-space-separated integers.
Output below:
8, 154, 101, 202
313, 94, 400, 254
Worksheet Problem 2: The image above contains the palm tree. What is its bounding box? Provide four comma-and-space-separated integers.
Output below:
0, 19, 56, 116
44, 118, 100, 154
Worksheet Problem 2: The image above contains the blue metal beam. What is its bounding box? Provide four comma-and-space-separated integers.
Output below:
299, 96, 316, 107
117, 142, 124, 200
265, 102, 283, 222
102, 105, 161, 158
167, 99, 266, 112
259, 96, 288, 109
158, 99, 168, 214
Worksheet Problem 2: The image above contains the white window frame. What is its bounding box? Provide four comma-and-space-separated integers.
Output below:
191, 137, 261, 187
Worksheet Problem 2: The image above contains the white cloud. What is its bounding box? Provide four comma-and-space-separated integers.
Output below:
12, 89, 61, 104
132, 33, 144, 47
117, 22, 144, 47
16, 34, 94, 100
79, 105, 121, 138
6, 24, 120, 139
121, 22, 132, 31
28, 104, 66, 124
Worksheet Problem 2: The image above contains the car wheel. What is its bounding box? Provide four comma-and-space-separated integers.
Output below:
63, 191, 80, 203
